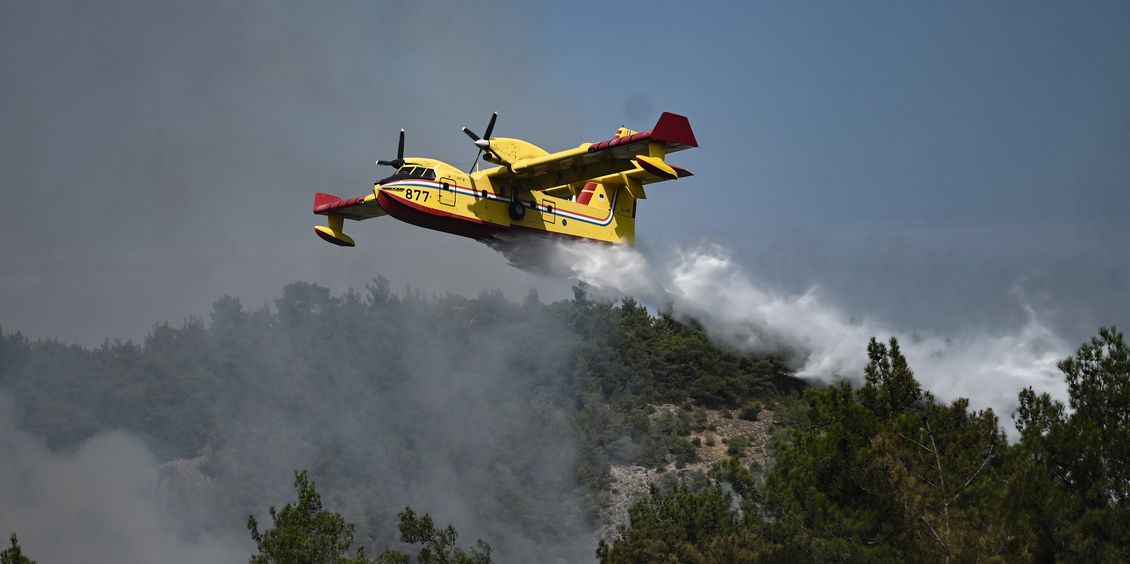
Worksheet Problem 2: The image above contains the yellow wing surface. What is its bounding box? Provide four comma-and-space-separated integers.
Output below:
312, 192, 385, 246
484, 112, 697, 198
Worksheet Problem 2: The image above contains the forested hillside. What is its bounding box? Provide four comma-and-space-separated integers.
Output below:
0, 279, 799, 561
599, 329, 1130, 562
3, 279, 1126, 562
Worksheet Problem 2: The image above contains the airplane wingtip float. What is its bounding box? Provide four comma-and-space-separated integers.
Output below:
312, 112, 698, 247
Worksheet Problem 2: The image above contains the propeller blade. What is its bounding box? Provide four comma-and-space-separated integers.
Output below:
396, 129, 405, 160
464, 113, 499, 173
377, 160, 394, 166
483, 112, 498, 140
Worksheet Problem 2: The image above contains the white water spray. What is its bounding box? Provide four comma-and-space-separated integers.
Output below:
549, 240, 1070, 423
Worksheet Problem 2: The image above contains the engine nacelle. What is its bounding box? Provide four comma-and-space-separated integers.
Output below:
481, 137, 548, 165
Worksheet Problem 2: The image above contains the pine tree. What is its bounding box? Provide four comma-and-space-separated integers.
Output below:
1, 534, 35, 564
247, 471, 369, 564
378, 507, 491, 564
1008, 327, 1130, 561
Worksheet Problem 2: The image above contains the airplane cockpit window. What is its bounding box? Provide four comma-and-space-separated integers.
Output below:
379, 166, 436, 185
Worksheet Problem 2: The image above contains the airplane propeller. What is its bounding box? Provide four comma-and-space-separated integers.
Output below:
376, 129, 406, 169
461, 112, 498, 173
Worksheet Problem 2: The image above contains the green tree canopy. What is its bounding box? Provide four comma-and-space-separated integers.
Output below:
378, 507, 491, 564
596, 483, 769, 564
247, 471, 368, 564
1, 534, 35, 564
755, 337, 1009, 561
1009, 326, 1130, 561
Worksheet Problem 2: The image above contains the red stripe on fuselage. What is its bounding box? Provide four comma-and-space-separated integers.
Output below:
377, 191, 502, 240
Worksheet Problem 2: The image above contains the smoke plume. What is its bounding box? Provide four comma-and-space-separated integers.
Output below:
0, 394, 246, 562
0, 285, 596, 563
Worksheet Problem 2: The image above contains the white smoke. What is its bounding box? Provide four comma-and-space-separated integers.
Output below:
550, 241, 1070, 424
0, 394, 246, 563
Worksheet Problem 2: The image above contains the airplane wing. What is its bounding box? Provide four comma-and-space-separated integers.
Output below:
313, 192, 385, 220
486, 112, 698, 194
312, 191, 384, 246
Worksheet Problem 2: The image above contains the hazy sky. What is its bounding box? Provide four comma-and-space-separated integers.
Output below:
2, 0, 1128, 344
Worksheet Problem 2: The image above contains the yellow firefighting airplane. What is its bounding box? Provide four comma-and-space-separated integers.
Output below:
312, 112, 697, 246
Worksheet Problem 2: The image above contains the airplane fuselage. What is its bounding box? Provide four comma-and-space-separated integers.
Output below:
371, 158, 637, 244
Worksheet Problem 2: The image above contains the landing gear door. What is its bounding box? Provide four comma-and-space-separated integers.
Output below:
438, 177, 458, 207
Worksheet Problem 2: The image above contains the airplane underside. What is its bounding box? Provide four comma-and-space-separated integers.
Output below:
377, 191, 610, 245
377, 191, 504, 241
